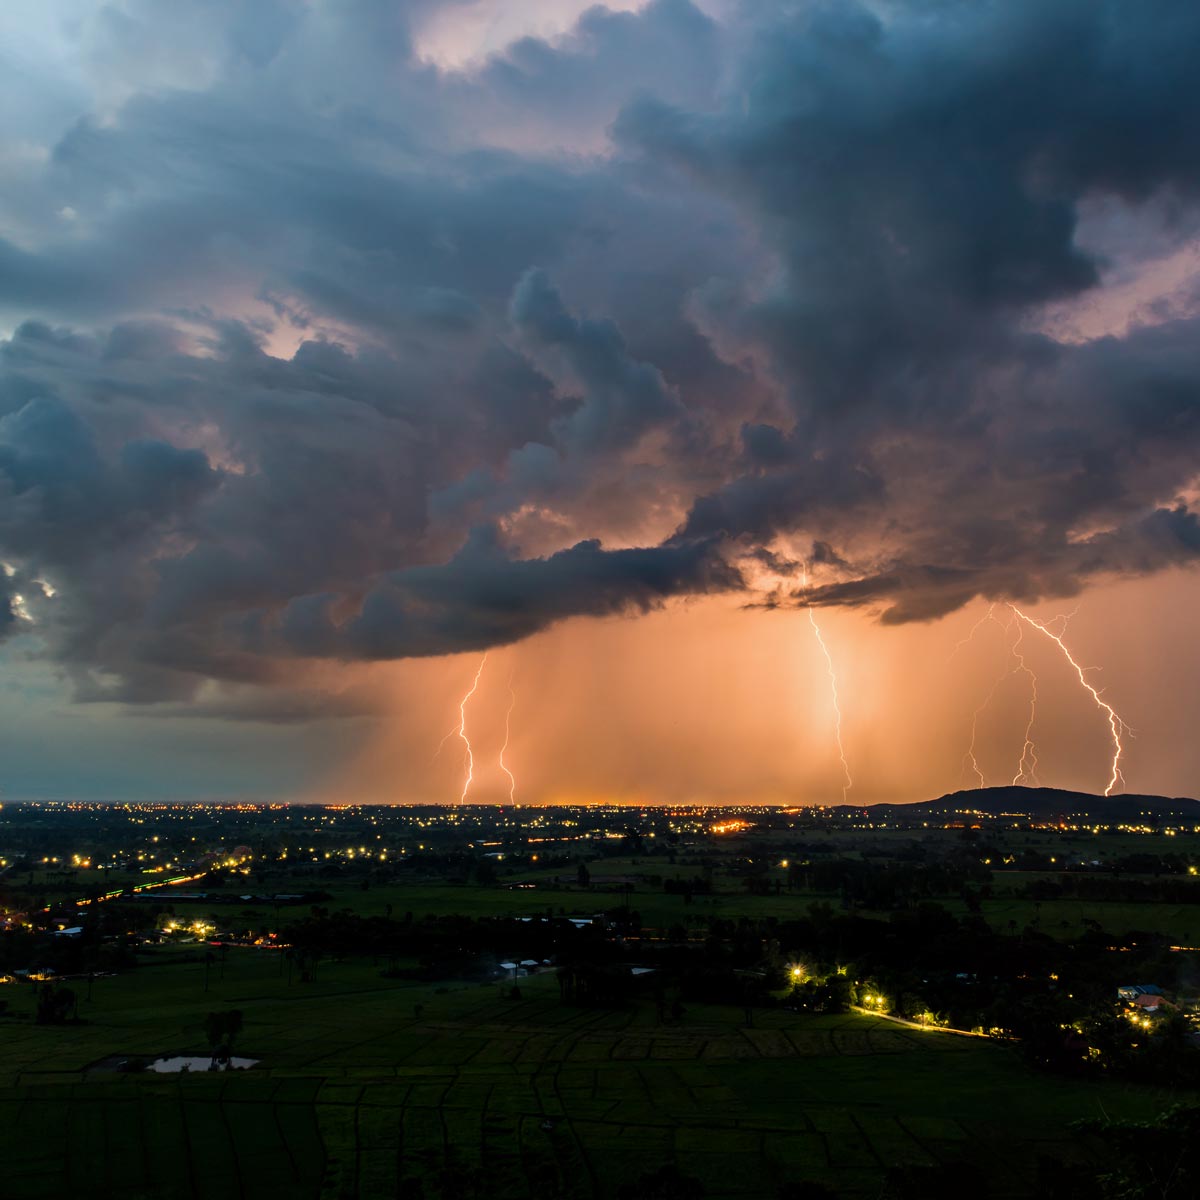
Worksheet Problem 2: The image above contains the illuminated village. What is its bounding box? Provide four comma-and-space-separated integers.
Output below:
5, 793, 1200, 1018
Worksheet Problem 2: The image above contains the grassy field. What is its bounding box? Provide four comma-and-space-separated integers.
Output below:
90, 869, 1200, 949
0, 952, 1177, 1199
205, 865, 1200, 937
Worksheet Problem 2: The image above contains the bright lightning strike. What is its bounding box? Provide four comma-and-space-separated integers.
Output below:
802, 566, 852, 802
950, 602, 1001, 664
498, 673, 517, 804
1009, 621, 1039, 787
1008, 605, 1129, 796
957, 604, 1045, 788
453, 654, 488, 803
957, 604, 1090, 788
960, 604, 1007, 788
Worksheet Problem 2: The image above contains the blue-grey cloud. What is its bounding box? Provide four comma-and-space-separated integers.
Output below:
0, 0, 1199, 714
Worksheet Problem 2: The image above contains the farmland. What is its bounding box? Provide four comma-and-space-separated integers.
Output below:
0, 959, 1173, 1199
4, 796, 1200, 1197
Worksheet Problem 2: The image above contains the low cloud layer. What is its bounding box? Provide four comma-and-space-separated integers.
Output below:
2, 0, 1200, 716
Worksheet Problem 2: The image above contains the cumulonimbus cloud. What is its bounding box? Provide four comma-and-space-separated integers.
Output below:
1, 0, 1199, 715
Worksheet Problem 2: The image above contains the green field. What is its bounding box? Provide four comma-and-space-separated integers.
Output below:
26, 822, 1200, 946
7, 830, 1197, 1198
120, 871, 1200, 946
0, 951, 1175, 1199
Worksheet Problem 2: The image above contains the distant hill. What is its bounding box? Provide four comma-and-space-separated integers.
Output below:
847, 785, 1200, 822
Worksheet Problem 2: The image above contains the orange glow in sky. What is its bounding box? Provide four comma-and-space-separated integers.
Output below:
321, 568, 1199, 806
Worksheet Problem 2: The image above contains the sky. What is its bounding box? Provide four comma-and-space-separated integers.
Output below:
1, 0, 1199, 805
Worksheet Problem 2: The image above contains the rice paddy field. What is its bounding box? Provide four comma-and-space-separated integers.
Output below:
0, 950, 1175, 1199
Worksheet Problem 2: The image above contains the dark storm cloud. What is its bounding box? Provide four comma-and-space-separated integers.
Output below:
0, 390, 218, 563
801, 565, 980, 626
630, 0, 1200, 609
617, 0, 1200, 410
510, 267, 684, 454
801, 504, 1200, 626
280, 526, 738, 659
1, 0, 1200, 711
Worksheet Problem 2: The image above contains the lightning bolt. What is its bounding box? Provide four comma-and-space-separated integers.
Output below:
1008, 605, 1128, 796
1009, 620, 1039, 787
498, 672, 517, 804
446, 654, 488, 803
960, 605, 1007, 788
957, 604, 1046, 788
950, 601, 1001, 663
957, 604, 1009, 787
802, 566, 852, 802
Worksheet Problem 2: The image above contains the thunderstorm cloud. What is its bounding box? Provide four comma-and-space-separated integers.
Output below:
2, 0, 1200, 714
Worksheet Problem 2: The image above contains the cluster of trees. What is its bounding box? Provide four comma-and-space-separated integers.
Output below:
984, 846, 1200, 875
279, 909, 617, 981
35, 982, 77, 1024
1035, 1105, 1200, 1200
788, 972, 852, 1014
555, 962, 636, 1006
783, 858, 991, 909
1019, 874, 1200, 905
1, 902, 145, 979
662, 876, 713, 899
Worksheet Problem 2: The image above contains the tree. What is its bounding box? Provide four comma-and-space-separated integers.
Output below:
577, 862, 591, 888
35, 984, 76, 1025
203, 1009, 244, 1066
1069, 1104, 1200, 1199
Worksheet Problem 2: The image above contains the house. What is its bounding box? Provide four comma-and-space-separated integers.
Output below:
1117, 984, 1163, 1002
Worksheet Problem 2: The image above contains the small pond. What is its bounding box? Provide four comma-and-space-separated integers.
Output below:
149, 1055, 259, 1073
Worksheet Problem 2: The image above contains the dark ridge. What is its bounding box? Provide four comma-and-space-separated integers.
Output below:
839, 785, 1200, 821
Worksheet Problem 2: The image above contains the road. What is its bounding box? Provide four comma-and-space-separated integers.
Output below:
852, 1004, 996, 1039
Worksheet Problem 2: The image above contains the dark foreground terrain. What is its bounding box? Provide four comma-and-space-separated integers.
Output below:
0, 961, 1178, 1199
2, 793, 1198, 1198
